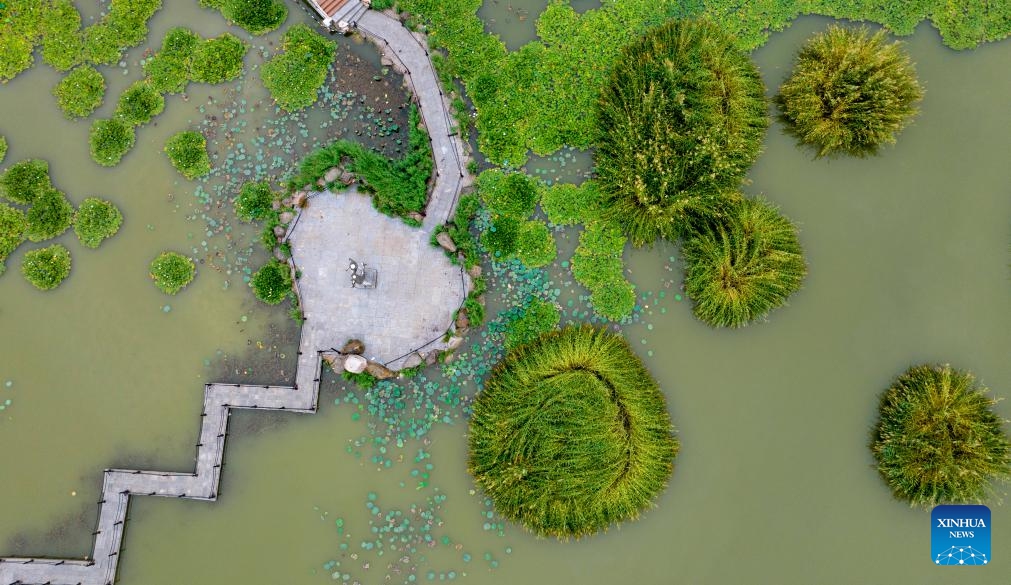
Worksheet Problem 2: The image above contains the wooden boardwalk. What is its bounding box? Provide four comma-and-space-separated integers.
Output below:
0, 7, 472, 585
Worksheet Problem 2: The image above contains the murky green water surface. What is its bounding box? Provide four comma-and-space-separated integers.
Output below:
2, 5, 1010, 585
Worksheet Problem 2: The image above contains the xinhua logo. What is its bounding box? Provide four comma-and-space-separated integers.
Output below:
931, 505, 991, 566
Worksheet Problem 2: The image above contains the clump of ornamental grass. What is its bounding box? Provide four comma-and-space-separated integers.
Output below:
74, 197, 123, 248
469, 325, 679, 539
149, 251, 196, 294
22, 244, 72, 290
776, 25, 923, 157
594, 18, 769, 246
681, 196, 806, 328
871, 364, 1011, 508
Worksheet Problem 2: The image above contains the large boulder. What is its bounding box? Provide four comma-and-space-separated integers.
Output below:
402, 352, 424, 369
341, 339, 365, 355
343, 354, 367, 374
272, 226, 286, 238
279, 211, 295, 224
365, 361, 396, 380
322, 353, 344, 371
292, 191, 308, 208
324, 167, 342, 183
446, 336, 464, 350
424, 350, 439, 366
455, 310, 469, 330
436, 232, 457, 253
467, 264, 482, 279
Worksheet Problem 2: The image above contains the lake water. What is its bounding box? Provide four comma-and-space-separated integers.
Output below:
2, 4, 1010, 585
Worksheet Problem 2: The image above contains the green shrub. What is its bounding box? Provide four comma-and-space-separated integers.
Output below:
441, 194, 480, 268
25, 187, 74, 242
89, 119, 136, 167
481, 216, 520, 259
74, 197, 123, 248
0, 136, 6, 164
462, 294, 484, 327
52, 65, 105, 119
469, 325, 678, 539
250, 259, 292, 304
590, 277, 637, 321
595, 19, 769, 246
216, 0, 288, 35
190, 33, 247, 84
149, 251, 196, 294
504, 298, 560, 350
477, 170, 538, 219
776, 26, 923, 157
0, 159, 51, 205
681, 196, 807, 328
21, 244, 72, 290
871, 364, 1011, 508
0, 203, 28, 262
515, 220, 556, 268
81, 0, 162, 65
571, 220, 635, 320
235, 181, 276, 222
342, 370, 378, 389
144, 27, 199, 94
261, 24, 337, 111
115, 80, 164, 125
40, 0, 84, 71
541, 181, 599, 226
164, 131, 211, 179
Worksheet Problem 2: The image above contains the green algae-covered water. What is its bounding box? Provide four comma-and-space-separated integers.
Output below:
3, 6, 1011, 585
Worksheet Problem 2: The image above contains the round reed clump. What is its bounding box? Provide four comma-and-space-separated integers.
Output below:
776, 25, 923, 157
469, 325, 679, 539
682, 196, 806, 328
871, 364, 1011, 508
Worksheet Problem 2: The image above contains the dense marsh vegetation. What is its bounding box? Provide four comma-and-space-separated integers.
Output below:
262, 24, 337, 111
149, 251, 196, 295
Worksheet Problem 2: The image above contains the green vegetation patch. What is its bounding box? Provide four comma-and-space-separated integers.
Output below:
0, 136, 7, 164
595, 18, 768, 246
74, 197, 123, 248
682, 197, 806, 328
477, 170, 539, 219
777, 25, 923, 158
871, 364, 1011, 508
164, 131, 211, 180
0, 159, 51, 205
251, 259, 292, 305
115, 80, 165, 125
572, 220, 635, 321
52, 64, 105, 119
39, 0, 84, 71
504, 298, 560, 350
21, 243, 71, 290
469, 325, 679, 539
515, 220, 556, 268
286, 105, 432, 222
434, 193, 479, 268
149, 251, 196, 295
202, 0, 288, 36
0, 203, 28, 262
541, 181, 599, 226
144, 27, 200, 94
235, 181, 277, 222
89, 119, 136, 167
261, 24, 337, 111
25, 187, 74, 242
190, 33, 247, 85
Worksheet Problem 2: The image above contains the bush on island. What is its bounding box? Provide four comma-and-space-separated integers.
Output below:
89, 119, 136, 167
149, 251, 196, 294
251, 259, 292, 304
594, 18, 768, 246
115, 80, 165, 125
681, 196, 807, 328
74, 197, 123, 248
261, 24, 337, 111
218, 0, 288, 35
40, 0, 85, 71
190, 33, 247, 85
22, 244, 72, 290
0, 203, 29, 262
25, 188, 74, 243
777, 25, 923, 158
164, 131, 211, 179
235, 181, 276, 222
145, 28, 200, 94
871, 364, 1011, 507
52, 65, 105, 119
0, 159, 51, 205
469, 325, 679, 539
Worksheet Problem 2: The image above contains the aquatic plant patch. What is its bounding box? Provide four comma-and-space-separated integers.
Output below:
115, 80, 165, 126
504, 297, 559, 350
164, 131, 212, 180
189, 33, 247, 85
262, 24, 337, 111
89, 119, 136, 167
52, 65, 105, 119
0, 159, 51, 205
38, 0, 83, 71
0, 203, 28, 263
0, 136, 6, 164
201, 0, 288, 36
571, 220, 635, 321
541, 181, 600, 226
234, 181, 277, 222
469, 325, 678, 539
871, 364, 1011, 508
144, 28, 201, 94
250, 259, 292, 305
74, 198, 123, 249
777, 25, 923, 157
149, 251, 196, 295
21, 243, 71, 290
25, 187, 74, 243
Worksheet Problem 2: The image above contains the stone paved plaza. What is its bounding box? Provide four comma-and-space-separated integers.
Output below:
289, 189, 466, 369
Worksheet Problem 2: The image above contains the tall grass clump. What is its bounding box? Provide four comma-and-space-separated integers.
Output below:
594, 18, 769, 246
871, 364, 1011, 508
776, 25, 923, 157
469, 325, 679, 539
681, 196, 806, 328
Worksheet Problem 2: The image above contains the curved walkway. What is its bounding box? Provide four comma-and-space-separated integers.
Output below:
0, 7, 471, 585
